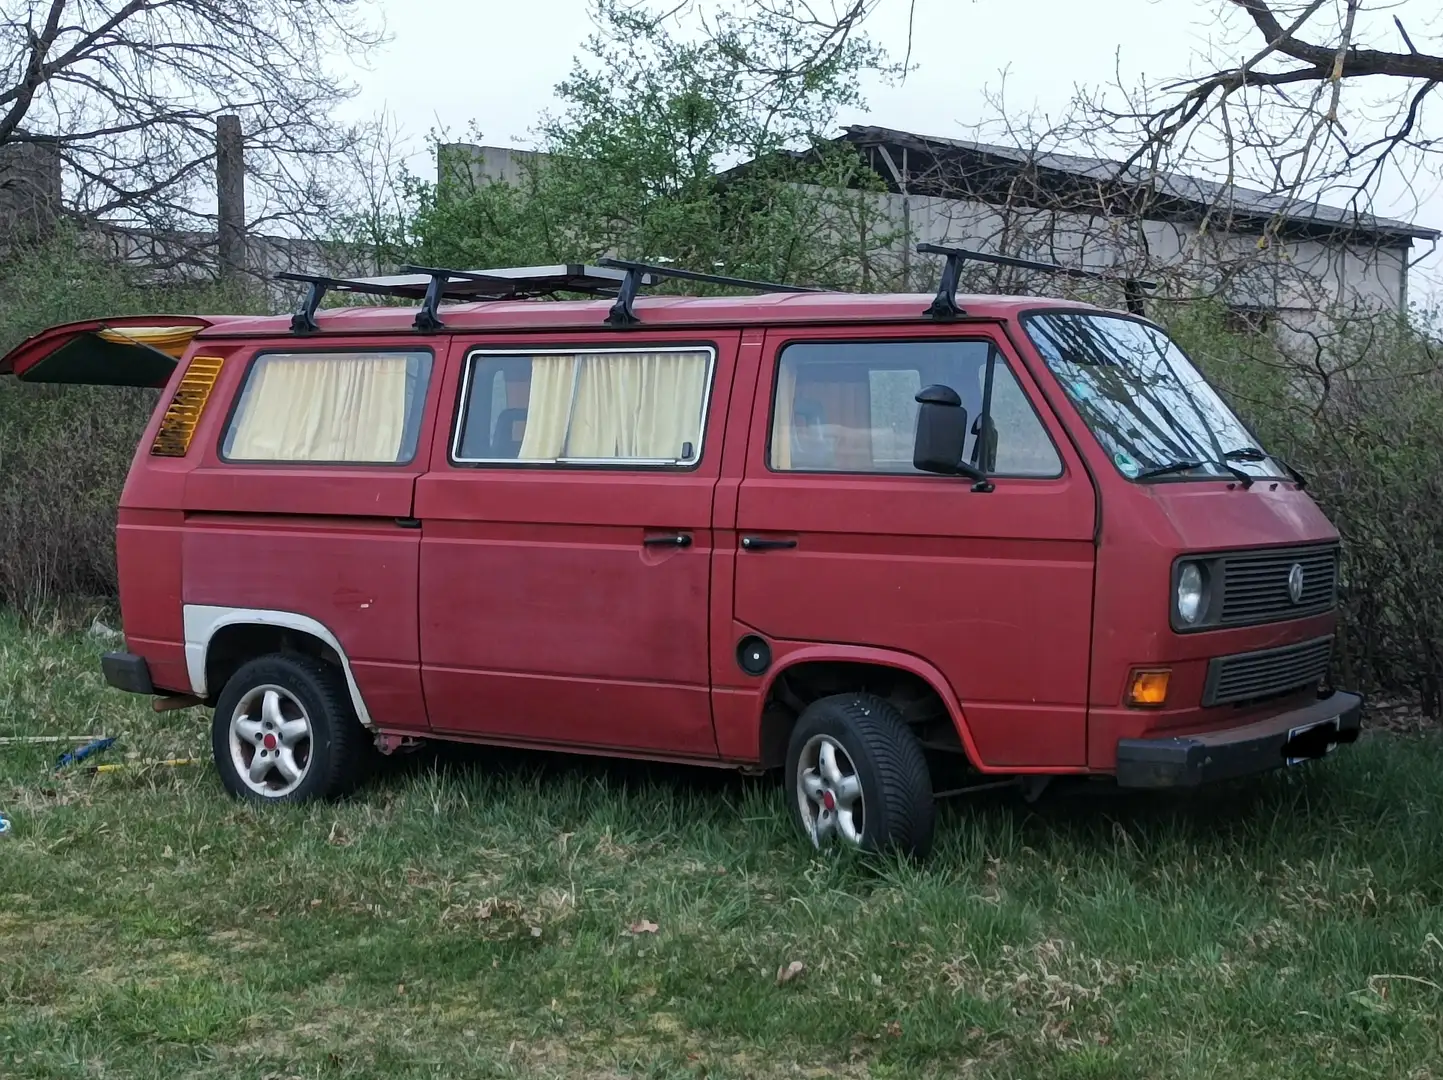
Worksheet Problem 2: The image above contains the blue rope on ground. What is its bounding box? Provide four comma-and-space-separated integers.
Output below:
54, 737, 116, 772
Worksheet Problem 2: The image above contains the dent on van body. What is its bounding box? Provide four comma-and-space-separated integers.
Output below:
182, 605, 376, 729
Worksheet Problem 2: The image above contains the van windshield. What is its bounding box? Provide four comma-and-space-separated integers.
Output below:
1024, 312, 1288, 482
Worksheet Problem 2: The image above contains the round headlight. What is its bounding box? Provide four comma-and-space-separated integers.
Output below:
1177, 563, 1204, 624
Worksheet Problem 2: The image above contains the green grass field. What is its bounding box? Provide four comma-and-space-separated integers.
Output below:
3, 616, 1443, 1079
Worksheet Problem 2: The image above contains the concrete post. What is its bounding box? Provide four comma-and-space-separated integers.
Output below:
216, 115, 245, 280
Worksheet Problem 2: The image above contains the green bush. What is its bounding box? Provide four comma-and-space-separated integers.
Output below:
1169, 302, 1443, 713
0, 234, 254, 616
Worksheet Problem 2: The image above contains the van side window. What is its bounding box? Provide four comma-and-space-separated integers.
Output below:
453, 348, 714, 466
222, 350, 433, 464
769, 340, 1061, 477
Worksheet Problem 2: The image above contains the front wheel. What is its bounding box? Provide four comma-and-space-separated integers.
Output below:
785, 693, 935, 859
212, 653, 370, 804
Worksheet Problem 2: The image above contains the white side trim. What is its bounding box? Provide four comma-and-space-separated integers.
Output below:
182, 605, 376, 729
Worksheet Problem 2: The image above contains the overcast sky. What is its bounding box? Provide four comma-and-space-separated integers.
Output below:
336, 0, 1442, 298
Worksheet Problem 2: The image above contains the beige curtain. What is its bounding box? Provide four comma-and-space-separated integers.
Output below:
517, 355, 578, 459
771, 358, 797, 469
518, 350, 708, 461
227, 354, 410, 462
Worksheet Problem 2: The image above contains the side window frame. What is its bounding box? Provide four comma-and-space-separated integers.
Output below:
217, 346, 436, 468
763, 335, 1064, 480
448, 344, 718, 471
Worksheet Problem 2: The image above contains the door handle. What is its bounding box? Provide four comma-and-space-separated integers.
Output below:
741, 536, 797, 551
395, 517, 422, 529
643, 533, 693, 548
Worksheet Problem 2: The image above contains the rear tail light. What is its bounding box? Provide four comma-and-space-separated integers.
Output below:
150, 355, 224, 457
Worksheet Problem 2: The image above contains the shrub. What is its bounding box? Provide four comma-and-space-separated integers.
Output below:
0, 234, 255, 616
1169, 303, 1443, 714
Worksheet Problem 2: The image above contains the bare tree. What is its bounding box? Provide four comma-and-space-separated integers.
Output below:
0, 0, 385, 242
1091, 1, 1443, 223
762, 1, 1439, 299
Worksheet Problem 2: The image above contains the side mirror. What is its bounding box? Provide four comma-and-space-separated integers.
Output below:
913, 384, 986, 481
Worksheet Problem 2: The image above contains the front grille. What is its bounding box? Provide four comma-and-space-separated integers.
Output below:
1218, 545, 1338, 627
1203, 636, 1333, 707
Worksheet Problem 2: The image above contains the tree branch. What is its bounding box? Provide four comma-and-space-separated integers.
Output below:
1233, 0, 1443, 81
0, 0, 67, 143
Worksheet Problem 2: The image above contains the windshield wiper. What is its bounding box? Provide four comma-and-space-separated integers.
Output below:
1278, 458, 1308, 489
1225, 445, 1307, 487
1223, 446, 1268, 462
1136, 459, 1202, 480
1136, 458, 1254, 487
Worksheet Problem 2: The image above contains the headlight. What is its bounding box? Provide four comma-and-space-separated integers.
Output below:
1176, 563, 1205, 625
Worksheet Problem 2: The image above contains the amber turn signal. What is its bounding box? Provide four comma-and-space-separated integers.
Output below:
1126, 669, 1171, 708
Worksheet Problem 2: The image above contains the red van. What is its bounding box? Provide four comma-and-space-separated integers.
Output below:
0, 252, 1361, 858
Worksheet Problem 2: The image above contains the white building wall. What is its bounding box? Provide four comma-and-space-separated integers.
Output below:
835, 187, 1413, 330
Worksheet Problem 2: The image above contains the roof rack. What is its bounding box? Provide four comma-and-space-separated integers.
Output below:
277, 249, 1149, 334
916, 243, 1157, 320
275, 264, 647, 334
597, 258, 822, 327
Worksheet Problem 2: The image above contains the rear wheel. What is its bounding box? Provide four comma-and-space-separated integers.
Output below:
212, 653, 369, 803
785, 693, 935, 859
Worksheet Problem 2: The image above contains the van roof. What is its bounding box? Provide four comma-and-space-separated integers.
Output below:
200, 291, 1105, 339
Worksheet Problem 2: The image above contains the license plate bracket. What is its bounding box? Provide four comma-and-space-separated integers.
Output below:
1283, 716, 1341, 765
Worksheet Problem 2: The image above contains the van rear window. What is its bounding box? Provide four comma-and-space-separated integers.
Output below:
452, 347, 714, 466
222, 350, 433, 464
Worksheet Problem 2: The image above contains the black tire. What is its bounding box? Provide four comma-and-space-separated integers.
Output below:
784, 693, 935, 859
211, 652, 371, 804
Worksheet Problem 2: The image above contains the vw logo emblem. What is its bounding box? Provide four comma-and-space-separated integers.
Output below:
1287, 563, 1305, 604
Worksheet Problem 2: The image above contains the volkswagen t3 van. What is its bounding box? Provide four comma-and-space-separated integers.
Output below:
0, 252, 1362, 858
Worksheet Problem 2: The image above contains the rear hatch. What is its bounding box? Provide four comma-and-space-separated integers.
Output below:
0, 316, 213, 387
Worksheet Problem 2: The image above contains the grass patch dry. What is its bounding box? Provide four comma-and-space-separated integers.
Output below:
2, 614, 1442, 1078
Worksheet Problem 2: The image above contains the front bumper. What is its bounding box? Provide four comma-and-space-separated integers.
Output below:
1115, 690, 1363, 789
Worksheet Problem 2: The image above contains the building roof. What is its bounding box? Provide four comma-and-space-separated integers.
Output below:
841, 125, 1440, 244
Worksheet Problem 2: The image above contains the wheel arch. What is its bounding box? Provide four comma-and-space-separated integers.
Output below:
754, 643, 980, 769
183, 605, 375, 729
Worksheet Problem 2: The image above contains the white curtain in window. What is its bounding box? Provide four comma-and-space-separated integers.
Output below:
227, 354, 411, 462
569, 352, 707, 459
770, 358, 797, 469
518, 350, 708, 461
517, 355, 578, 459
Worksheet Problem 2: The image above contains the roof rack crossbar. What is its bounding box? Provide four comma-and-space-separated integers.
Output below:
605, 265, 644, 328
597, 257, 821, 327
916, 244, 1157, 319
289, 276, 328, 335
276, 265, 649, 334
417, 269, 448, 332
397, 264, 537, 330
922, 248, 967, 321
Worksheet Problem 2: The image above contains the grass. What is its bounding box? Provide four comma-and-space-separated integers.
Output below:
2, 615, 1443, 1079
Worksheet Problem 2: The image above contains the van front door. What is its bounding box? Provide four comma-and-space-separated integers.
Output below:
730, 325, 1097, 767
415, 333, 739, 756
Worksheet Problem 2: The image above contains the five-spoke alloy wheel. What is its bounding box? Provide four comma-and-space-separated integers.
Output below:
785, 693, 935, 859
212, 653, 370, 804
795, 734, 866, 846
228, 684, 314, 797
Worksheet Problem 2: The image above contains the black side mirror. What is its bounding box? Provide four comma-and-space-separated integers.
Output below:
913, 384, 986, 482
